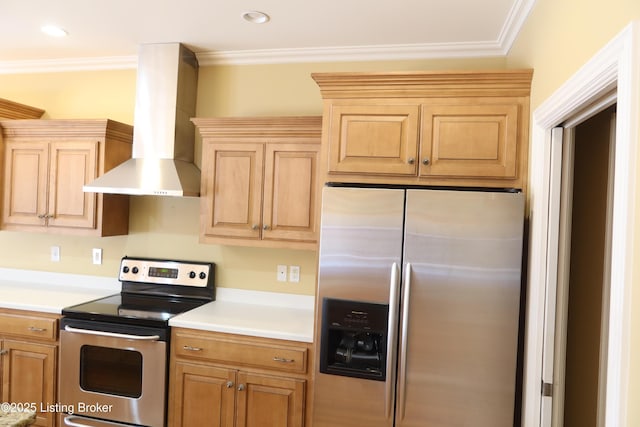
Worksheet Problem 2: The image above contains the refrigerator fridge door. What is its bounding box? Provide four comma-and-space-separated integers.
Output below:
313, 186, 404, 427
397, 189, 524, 427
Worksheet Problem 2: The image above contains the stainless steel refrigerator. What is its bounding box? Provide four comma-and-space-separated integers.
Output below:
313, 185, 525, 427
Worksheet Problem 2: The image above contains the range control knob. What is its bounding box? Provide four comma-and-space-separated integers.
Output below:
132, 266, 139, 274
199, 272, 207, 280
122, 266, 130, 274
189, 271, 197, 279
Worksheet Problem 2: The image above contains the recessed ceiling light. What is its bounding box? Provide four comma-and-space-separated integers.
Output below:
41, 25, 68, 37
242, 11, 270, 24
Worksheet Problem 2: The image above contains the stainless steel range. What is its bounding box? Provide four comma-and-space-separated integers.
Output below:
58, 256, 215, 427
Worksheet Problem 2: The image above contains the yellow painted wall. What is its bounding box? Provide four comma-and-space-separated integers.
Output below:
0, 57, 506, 296
507, 0, 640, 108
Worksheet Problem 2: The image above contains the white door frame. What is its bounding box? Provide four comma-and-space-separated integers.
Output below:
522, 21, 640, 427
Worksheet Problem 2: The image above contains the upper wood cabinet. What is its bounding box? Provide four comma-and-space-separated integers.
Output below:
193, 117, 322, 250
312, 70, 533, 190
0, 98, 45, 120
0, 119, 132, 236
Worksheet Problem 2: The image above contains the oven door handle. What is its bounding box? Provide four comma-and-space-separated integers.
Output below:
64, 415, 132, 426
64, 325, 161, 341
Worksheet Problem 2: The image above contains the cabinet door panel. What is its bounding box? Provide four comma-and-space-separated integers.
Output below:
236, 372, 305, 427
263, 144, 319, 243
170, 362, 235, 427
1, 340, 56, 427
328, 104, 419, 175
48, 141, 98, 229
2, 142, 48, 226
421, 104, 519, 179
202, 143, 263, 239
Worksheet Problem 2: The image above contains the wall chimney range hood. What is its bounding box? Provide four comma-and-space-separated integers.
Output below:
83, 43, 200, 197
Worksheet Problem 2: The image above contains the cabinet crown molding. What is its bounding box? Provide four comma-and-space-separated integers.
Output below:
311, 69, 534, 98
0, 119, 133, 143
0, 97, 45, 119
192, 116, 322, 139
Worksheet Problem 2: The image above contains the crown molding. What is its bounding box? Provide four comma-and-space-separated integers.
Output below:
0, 41, 506, 74
196, 41, 507, 66
0, 55, 136, 74
498, 0, 536, 53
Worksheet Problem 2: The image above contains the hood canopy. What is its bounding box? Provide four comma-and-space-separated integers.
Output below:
84, 42, 200, 197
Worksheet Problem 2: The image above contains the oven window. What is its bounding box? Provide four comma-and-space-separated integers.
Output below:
79, 345, 143, 398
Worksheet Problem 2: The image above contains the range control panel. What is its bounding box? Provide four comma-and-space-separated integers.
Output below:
119, 257, 212, 287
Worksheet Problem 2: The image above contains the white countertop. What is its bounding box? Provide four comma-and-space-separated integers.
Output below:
0, 268, 120, 314
169, 288, 315, 343
0, 268, 316, 343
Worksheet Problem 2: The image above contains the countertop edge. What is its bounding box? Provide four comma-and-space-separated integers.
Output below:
168, 319, 314, 343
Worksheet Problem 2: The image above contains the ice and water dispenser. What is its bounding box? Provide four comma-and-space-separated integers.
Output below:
319, 298, 389, 381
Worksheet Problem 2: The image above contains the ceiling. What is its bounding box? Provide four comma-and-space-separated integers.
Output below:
0, 0, 535, 73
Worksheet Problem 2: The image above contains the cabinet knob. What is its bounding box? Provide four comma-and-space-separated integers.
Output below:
226, 381, 234, 389
0, 349, 7, 356
407, 157, 415, 165
28, 326, 47, 332
182, 345, 202, 352
37, 214, 46, 219
422, 158, 430, 166
237, 384, 246, 391
252, 224, 259, 230
263, 224, 270, 231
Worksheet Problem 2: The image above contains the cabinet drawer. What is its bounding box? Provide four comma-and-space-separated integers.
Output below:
0, 312, 58, 340
174, 332, 307, 374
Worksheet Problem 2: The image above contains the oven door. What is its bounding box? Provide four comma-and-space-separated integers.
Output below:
59, 319, 167, 427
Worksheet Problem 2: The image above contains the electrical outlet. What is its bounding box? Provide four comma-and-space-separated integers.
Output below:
277, 265, 287, 282
50, 246, 60, 262
289, 266, 300, 283
92, 248, 102, 265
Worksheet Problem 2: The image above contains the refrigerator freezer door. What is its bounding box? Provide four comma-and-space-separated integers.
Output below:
398, 189, 524, 427
314, 186, 404, 427
315, 186, 405, 304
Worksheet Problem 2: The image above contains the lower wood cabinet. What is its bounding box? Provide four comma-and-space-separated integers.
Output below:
0, 309, 59, 427
169, 328, 312, 427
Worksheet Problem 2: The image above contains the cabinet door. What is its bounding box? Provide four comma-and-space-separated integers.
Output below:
48, 141, 98, 229
201, 143, 264, 239
420, 103, 519, 179
262, 143, 319, 244
327, 104, 419, 176
1, 340, 56, 427
236, 372, 305, 427
170, 361, 235, 427
2, 142, 48, 227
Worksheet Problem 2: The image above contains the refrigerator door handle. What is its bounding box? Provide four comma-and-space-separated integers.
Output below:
385, 262, 401, 419
397, 262, 412, 421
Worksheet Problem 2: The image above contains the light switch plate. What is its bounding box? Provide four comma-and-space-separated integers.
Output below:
92, 248, 102, 265
50, 246, 60, 262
